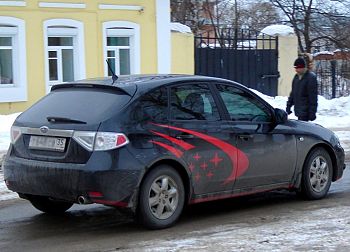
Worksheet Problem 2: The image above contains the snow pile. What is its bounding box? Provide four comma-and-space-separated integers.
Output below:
0, 113, 20, 151
171, 22, 192, 34
260, 25, 294, 37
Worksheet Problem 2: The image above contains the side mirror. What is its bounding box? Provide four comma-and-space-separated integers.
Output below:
274, 108, 288, 124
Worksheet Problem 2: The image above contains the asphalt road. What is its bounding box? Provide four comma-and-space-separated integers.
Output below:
0, 163, 349, 252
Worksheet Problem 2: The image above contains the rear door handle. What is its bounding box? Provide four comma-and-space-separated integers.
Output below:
238, 134, 253, 140
176, 134, 194, 139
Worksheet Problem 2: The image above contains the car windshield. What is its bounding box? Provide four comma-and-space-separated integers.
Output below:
19, 88, 131, 124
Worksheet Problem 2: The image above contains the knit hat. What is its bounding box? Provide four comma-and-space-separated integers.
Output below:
294, 58, 306, 68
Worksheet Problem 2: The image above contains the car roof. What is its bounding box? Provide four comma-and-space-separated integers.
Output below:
51, 74, 238, 94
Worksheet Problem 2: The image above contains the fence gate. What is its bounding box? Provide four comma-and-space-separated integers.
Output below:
195, 29, 279, 96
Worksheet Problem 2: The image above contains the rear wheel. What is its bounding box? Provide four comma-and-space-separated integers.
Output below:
28, 195, 73, 214
137, 165, 185, 229
300, 148, 333, 200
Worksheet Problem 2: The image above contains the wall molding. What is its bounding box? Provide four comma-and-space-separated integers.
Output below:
39, 2, 86, 9
99, 4, 143, 11
0, 1, 26, 7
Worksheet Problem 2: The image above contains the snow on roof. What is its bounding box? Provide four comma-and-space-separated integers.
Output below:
260, 25, 294, 36
170, 22, 192, 34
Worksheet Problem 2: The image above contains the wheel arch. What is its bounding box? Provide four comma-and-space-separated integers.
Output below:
140, 159, 192, 205
305, 143, 338, 181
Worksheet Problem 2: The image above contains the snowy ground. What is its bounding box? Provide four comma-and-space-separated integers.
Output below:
0, 94, 349, 202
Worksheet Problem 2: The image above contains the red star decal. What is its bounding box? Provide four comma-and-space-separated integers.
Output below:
206, 171, 214, 178
195, 173, 201, 181
188, 163, 195, 172
193, 153, 201, 161
210, 152, 223, 167
200, 162, 208, 170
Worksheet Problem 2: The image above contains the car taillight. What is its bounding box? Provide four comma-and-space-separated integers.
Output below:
72, 131, 129, 151
10, 126, 21, 144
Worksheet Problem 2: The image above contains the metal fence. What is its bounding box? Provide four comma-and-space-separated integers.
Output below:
314, 59, 350, 99
195, 28, 279, 96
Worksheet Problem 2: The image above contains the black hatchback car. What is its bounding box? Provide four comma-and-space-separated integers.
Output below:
3, 75, 345, 229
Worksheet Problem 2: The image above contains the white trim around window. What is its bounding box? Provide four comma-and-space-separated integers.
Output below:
102, 21, 140, 77
0, 16, 27, 103
43, 19, 86, 93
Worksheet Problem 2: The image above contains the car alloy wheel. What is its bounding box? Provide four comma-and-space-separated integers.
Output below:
309, 155, 329, 193
148, 175, 179, 220
138, 165, 185, 229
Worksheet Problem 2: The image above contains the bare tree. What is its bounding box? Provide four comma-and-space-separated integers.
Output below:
270, 0, 350, 52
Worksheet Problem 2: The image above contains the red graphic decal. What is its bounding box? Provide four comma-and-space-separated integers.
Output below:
206, 171, 214, 179
193, 153, 201, 161
150, 130, 195, 151
200, 162, 208, 170
210, 152, 223, 167
153, 123, 249, 184
149, 140, 183, 158
188, 163, 195, 172
195, 173, 201, 182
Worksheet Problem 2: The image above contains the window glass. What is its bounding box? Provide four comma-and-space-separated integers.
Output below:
107, 37, 129, 46
0, 37, 11, 46
48, 37, 73, 46
119, 49, 130, 75
62, 49, 74, 82
135, 87, 168, 122
0, 48, 13, 84
49, 58, 58, 81
170, 84, 220, 121
217, 84, 271, 122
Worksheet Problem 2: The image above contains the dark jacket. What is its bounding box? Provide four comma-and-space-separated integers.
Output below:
287, 71, 318, 121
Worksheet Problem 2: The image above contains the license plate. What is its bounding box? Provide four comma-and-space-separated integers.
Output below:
29, 135, 66, 152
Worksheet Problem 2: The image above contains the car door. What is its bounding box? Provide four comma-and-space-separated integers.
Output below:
166, 83, 237, 196
215, 83, 297, 190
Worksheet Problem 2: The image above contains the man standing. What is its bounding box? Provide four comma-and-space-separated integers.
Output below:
286, 57, 318, 121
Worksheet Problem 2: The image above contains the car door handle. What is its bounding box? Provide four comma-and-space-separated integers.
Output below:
176, 134, 194, 139
238, 134, 253, 140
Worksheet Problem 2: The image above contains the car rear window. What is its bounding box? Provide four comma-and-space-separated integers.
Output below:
20, 88, 131, 124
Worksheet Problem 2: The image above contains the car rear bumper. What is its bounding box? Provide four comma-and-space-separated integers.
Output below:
3, 155, 142, 208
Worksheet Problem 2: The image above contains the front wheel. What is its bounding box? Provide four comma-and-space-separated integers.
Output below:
300, 148, 333, 200
137, 165, 185, 229
28, 195, 73, 214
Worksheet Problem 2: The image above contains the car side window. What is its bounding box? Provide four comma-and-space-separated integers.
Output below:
134, 87, 168, 122
217, 84, 271, 122
170, 84, 220, 121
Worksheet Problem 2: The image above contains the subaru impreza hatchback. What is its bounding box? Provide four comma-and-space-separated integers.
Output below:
3, 75, 345, 229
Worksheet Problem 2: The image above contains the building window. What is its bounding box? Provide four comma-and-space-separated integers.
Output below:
107, 36, 131, 75
44, 19, 85, 93
48, 36, 74, 82
0, 17, 27, 103
103, 21, 140, 77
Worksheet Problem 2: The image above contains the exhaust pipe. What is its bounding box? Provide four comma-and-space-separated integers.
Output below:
77, 195, 91, 204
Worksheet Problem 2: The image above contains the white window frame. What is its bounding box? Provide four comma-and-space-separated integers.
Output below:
103, 21, 140, 77
0, 16, 27, 103
43, 19, 85, 93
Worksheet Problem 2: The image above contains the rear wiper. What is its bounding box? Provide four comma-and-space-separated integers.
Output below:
47, 116, 87, 124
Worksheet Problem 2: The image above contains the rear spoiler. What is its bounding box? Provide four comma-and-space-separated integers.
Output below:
51, 83, 136, 97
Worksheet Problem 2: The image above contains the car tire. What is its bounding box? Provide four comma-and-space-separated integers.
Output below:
137, 165, 185, 229
28, 195, 73, 214
300, 148, 333, 200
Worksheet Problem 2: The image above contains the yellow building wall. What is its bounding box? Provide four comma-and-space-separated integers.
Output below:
0, 0, 161, 114
171, 32, 194, 74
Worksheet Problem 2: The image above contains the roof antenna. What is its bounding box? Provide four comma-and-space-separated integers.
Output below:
106, 60, 118, 84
